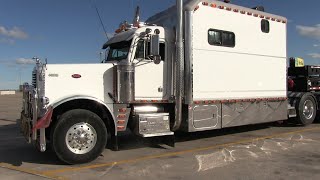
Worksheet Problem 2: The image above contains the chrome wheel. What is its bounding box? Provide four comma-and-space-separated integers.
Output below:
303, 100, 314, 120
65, 122, 97, 154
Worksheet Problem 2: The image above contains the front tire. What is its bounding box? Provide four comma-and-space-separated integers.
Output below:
52, 109, 107, 164
295, 93, 317, 126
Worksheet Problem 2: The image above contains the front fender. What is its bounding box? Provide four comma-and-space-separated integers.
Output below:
50, 95, 117, 135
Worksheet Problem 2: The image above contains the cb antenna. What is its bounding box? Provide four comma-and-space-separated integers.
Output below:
133, 6, 140, 27
90, 0, 109, 40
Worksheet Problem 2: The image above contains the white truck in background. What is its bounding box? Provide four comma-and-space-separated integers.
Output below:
20, 0, 319, 164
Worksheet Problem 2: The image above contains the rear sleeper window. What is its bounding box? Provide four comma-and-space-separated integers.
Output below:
208, 29, 235, 47
261, 19, 270, 33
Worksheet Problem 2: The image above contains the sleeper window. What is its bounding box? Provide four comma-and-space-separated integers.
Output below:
261, 19, 270, 33
208, 29, 235, 47
222, 32, 235, 47
208, 31, 222, 45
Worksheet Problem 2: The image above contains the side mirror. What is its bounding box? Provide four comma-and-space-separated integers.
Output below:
150, 34, 160, 56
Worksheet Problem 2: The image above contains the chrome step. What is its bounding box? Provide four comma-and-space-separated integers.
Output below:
134, 113, 174, 137
288, 105, 297, 118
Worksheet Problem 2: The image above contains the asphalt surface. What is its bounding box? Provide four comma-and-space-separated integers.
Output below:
1, 93, 320, 180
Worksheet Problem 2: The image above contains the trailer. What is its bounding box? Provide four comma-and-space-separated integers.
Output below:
20, 0, 318, 164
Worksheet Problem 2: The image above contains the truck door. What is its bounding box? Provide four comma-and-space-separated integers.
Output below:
133, 40, 165, 100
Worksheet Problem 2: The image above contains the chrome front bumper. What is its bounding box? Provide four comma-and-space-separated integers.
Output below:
20, 84, 52, 152
20, 111, 31, 143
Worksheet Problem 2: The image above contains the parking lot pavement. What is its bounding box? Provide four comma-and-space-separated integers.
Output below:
1, 93, 320, 180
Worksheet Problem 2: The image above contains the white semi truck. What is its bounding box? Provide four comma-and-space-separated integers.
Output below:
20, 0, 319, 164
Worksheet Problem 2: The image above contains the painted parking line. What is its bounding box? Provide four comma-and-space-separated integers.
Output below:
42, 127, 320, 175
0, 163, 67, 180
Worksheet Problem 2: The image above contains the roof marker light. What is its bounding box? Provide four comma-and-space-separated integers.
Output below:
226, 7, 232, 11
210, 3, 217, 8
253, 14, 258, 17
202, 2, 209, 6
233, 9, 239, 12
260, 15, 264, 18
271, 18, 275, 21
218, 5, 224, 9
247, 12, 252, 15
240, 11, 246, 14
194, 5, 200, 11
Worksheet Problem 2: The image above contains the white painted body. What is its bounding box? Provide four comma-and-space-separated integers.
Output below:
134, 61, 164, 99
44, 0, 287, 116
191, 4, 287, 100
45, 64, 114, 108
45, 2, 287, 105
111, 26, 171, 100
44, 26, 170, 110
147, 0, 287, 101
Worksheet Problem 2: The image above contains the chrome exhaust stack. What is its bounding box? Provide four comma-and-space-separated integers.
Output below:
173, 0, 184, 131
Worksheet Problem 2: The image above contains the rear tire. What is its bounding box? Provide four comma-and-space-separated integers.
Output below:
295, 93, 317, 126
52, 109, 107, 164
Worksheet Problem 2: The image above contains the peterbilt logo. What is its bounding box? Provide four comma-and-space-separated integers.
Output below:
48, 73, 59, 77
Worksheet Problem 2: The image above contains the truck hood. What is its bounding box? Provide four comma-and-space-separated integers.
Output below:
44, 63, 115, 106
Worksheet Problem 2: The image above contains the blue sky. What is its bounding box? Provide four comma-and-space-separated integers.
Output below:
0, 0, 320, 89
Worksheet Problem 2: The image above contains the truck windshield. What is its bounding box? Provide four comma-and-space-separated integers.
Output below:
106, 40, 132, 61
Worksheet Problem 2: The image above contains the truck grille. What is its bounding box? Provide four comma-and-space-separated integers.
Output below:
32, 70, 37, 88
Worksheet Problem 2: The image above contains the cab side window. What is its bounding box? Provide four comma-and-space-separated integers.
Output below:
135, 40, 166, 61
135, 40, 145, 59
159, 43, 165, 60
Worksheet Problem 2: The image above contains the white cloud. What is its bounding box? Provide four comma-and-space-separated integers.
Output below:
15, 58, 35, 65
308, 53, 320, 59
0, 26, 28, 40
296, 24, 320, 40
314, 44, 319, 47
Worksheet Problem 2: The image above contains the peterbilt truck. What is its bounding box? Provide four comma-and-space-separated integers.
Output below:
20, 0, 319, 164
